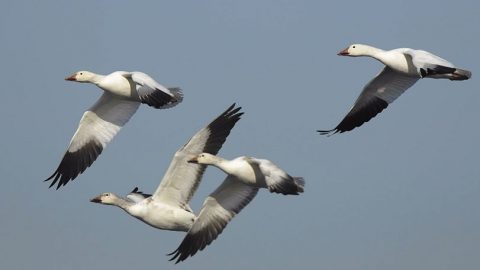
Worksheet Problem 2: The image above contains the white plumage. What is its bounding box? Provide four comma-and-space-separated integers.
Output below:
46, 70, 183, 189
319, 44, 471, 135
168, 153, 305, 263
89, 105, 304, 263
90, 104, 244, 258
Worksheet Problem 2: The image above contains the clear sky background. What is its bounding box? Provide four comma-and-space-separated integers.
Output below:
1, 1, 479, 269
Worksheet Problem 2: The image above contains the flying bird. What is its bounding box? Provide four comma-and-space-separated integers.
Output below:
45, 71, 183, 189
318, 44, 471, 135
90, 104, 304, 263
168, 153, 305, 263
90, 104, 243, 253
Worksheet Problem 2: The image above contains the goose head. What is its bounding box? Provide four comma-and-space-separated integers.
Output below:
65, 71, 97, 83
188, 153, 218, 165
337, 44, 371, 57
90, 192, 121, 205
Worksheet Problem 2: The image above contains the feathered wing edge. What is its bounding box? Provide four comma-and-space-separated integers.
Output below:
168, 179, 259, 263
151, 103, 244, 206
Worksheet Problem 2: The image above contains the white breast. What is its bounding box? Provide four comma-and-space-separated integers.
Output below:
227, 158, 263, 186
380, 50, 416, 75
128, 202, 195, 231
98, 73, 140, 100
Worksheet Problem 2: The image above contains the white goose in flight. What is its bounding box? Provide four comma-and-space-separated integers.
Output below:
318, 44, 471, 135
168, 153, 305, 263
90, 105, 304, 263
45, 71, 183, 189
90, 104, 243, 251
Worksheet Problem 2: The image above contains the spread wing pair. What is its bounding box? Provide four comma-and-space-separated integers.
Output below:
46, 71, 182, 189
319, 45, 471, 135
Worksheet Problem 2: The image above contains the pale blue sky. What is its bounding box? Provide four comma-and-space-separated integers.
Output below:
1, 1, 479, 269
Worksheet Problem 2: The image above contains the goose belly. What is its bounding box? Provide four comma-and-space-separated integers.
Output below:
231, 164, 266, 188
98, 75, 140, 100
381, 52, 418, 76
387, 56, 413, 74
132, 205, 195, 232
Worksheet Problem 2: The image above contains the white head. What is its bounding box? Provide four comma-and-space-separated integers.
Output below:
65, 70, 97, 83
337, 44, 373, 57
187, 153, 219, 165
90, 192, 121, 205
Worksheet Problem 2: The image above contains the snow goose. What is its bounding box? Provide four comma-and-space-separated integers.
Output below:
168, 153, 305, 263
318, 44, 471, 135
45, 71, 183, 189
90, 103, 243, 238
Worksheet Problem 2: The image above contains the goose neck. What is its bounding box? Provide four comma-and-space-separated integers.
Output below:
90, 74, 104, 85
362, 45, 385, 59
208, 156, 230, 171
114, 197, 134, 211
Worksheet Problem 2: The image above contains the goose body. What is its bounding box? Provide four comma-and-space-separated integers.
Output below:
188, 154, 305, 195
319, 44, 471, 135
168, 153, 305, 263
94, 71, 137, 98
91, 105, 304, 263
90, 104, 246, 253
46, 70, 183, 189
126, 198, 195, 231
91, 191, 195, 231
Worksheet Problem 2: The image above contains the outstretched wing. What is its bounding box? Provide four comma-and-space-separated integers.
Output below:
405, 49, 455, 71
403, 50, 468, 79
248, 157, 305, 195
152, 104, 243, 207
168, 176, 258, 263
318, 67, 418, 135
45, 93, 140, 189
124, 72, 183, 109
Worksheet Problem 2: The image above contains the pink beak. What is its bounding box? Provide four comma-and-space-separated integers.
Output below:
65, 74, 77, 81
337, 47, 350, 56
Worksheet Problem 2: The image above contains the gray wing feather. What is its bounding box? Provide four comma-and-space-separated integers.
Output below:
45, 93, 140, 189
404, 49, 455, 71
318, 67, 418, 135
249, 157, 305, 195
168, 176, 258, 263
127, 72, 183, 109
152, 104, 243, 206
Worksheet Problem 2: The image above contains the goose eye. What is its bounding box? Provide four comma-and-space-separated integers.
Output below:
352, 46, 356, 48
80, 72, 83, 75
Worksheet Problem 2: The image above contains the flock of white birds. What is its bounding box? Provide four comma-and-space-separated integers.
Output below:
45, 43, 471, 263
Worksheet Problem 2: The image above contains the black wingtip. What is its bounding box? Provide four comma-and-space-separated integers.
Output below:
44, 141, 103, 190
223, 103, 242, 118
128, 187, 152, 198
319, 96, 389, 136
167, 249, 183, 264
317, 129, 340, 136
201, 103, 244, 156
268, 176, 306, 195
44, 170, 68, 190
140, 87, 183, 109
226, 102, 236, 111
44, 170, 72, 190
167, 249, 186, 264
167, 232, 205, 264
